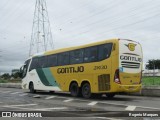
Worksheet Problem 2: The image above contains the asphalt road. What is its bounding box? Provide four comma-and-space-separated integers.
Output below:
0, 87, 160, 120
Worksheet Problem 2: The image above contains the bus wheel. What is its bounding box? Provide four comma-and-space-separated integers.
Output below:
106, 93, 115, 98
29, 82, 36, 93
82, 83, 91, 99
70, 82, 79, 97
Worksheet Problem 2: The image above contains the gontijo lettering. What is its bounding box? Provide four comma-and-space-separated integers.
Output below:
57, 66, 84, 74
120, 55, 142, 62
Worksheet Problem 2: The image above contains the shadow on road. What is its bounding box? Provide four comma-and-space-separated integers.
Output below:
26, 91, 134, 101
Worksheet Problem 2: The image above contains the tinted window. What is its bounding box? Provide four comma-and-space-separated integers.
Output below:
29, 57, 39, 71
47, 55, 57, 67
25, 59, 31, 71
98, 43, 112, 60
22, 59, 31, 77
84, 46, 98, 63
39, 56, 47, 68
70, 49, 83, 64
58, 52, 69, 66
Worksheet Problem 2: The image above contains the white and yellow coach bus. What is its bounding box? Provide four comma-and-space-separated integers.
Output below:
20, 38, 143, 98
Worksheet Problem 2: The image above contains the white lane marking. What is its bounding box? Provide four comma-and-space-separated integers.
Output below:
35, 107, 68, 111
125, 105, 136, 111
94, 100, 160, 110
73, 98, 160, 110
2, 106, 37, 111
3, 106, 67, 111
136, 105, 160, 110
19, 93, 28, 96
45, 96, 56, 100
88, 101, 98, 106
33, 95, 41, 98
2, 91, 12, 93
99, 101, 127, 107
43, 95, 160, 111
63, 99, 73, 102
53, 96, 160, 111
10, 92, 22, 94
3, 104, 37, 107
95, 117, 123, 120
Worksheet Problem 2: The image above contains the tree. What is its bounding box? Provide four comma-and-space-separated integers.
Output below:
145, 59, 160, 70
11, 71, 21, 79
1, 73, 10, 79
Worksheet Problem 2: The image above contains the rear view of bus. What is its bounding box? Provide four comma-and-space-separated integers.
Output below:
115, 39, 143, 93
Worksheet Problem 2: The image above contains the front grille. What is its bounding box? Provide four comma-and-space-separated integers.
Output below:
98, 74, 110, 91
121, 61, 140, 69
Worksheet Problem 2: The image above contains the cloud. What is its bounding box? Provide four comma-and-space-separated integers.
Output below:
0, 0, 160, 73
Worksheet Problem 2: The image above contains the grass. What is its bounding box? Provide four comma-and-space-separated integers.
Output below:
0, 79, 9, 83
142, 77, 160, 86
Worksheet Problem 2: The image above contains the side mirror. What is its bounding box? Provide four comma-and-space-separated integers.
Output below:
20, 66, 23, 73
19, 65, 25, 78
19, 66, 23, 78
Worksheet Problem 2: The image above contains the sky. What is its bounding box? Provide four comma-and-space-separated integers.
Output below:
0, 0, 160, 74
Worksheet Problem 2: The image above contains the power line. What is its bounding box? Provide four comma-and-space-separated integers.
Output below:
61, 1, 160, 36
0, 0, 28, 23
51, 0, 152, 30
57, 2, 159, 38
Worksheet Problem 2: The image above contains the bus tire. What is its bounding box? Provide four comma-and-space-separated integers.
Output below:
82, 82, 91, 99
106, 93, 115, 98
70, 82, 79, 97
29, 82, 36, 93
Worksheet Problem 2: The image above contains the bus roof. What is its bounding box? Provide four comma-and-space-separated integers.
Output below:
31, 38, 139, 57
44, 38, 118, 56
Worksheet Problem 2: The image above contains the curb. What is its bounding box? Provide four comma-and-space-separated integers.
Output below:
122, 86, 160, 97
0, 83, 21, 89
141, 86, 160, 97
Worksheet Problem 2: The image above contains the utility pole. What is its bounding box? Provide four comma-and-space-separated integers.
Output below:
29, 0, 54, 56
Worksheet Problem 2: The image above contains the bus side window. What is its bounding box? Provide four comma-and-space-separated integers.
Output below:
58, 52, 69, 66
98, 43, 113, 60
39, 56, 48, 68
84, 46, 98, 63
47, 54, 57, 67
29, 58, 39, 71
70, 49, 83, 64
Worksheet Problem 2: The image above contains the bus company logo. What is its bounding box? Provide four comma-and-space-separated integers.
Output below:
125, 43, 136, 51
